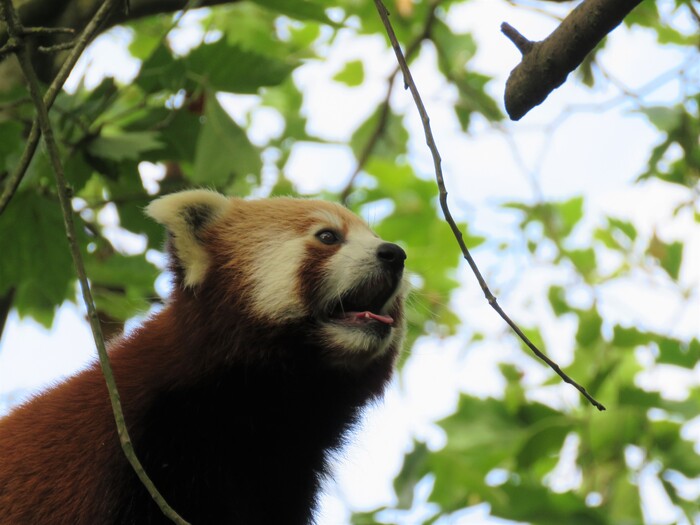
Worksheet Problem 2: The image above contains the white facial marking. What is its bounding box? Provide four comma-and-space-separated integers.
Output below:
249, 234, 307, 321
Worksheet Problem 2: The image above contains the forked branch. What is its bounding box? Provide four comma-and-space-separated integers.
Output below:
373, 0, 606, 411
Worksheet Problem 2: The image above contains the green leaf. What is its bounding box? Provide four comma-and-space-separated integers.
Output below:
156, 109, 202, 163
0, 120, 23, 171
555, 196, 585, 238
608, 217, 637, 241
0, 191, 75, 326
656, 337, 699, 368
516, 421, 571, 470
575, 308, 602, 346
187, 40, 296, 94
436, 396, 524, 472
262, 78, 314, 142
638, 106, 683, 132
547, 285, 570, 316
454, 72, 503, 129
431, 19, 503, 127
660, 241, 683, 280
87, 130, 163, 162
503, 196, 584, 242
589, 408, 644, 462
393, 441, 430, 509
607, 474, 643, 525
135, 44, 187, 93
350, 106, 408, 162
618, 386, 662, 408
350, 510, 385, 525
85, 253, 158, 291
333, 60, 365, 87
85, 253, 159, 321
432, 19, 477, 77
128, 16, 175, 60
651, 420, 700, 477
612, 325, 652, 347
489, 479, 607, 525
567, 248, 597, 277
192, 93, 261, 187
249, 0, 333, 24
647, 235, 683, 280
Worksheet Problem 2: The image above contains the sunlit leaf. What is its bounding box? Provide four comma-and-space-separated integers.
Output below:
393, 441, 430, 509
333, 60, 365, 87
547, 285, 570, 316
187, 40, 296, 94
656, 337, 699, 369
612, 325, 652, 347
350, 106, 408, 162
192, 93, 261, 187
567, 248, 597, 278
647, 234, 683, 280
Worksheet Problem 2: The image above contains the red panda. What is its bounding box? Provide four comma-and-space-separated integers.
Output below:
0, 190, 407, 524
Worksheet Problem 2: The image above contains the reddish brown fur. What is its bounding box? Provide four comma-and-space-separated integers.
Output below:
0, 195, 405, 524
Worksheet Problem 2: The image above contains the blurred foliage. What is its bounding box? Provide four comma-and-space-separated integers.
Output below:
0, 0, 699, 524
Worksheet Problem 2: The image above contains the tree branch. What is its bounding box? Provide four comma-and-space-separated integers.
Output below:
373, 0, 606, 411
0, 0, 118, 215
0, 1, 190, 522
502, 0, 643, 120
0, 0, 240, 51
0, 288, 15, 344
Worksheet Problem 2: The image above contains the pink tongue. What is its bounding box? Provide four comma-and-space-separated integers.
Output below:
353, 311, 394, 325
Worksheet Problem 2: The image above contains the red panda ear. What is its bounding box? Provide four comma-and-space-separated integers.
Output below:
146, 189, 229, 288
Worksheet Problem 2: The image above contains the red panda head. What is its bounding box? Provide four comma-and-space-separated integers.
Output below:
147, 190, 407, 363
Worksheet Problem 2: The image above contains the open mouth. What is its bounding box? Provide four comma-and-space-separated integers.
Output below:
327, 282, 398, 329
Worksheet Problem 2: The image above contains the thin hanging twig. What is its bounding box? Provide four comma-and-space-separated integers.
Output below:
0, 1, 192, 522
340, 2, 439, 204
372, 0, 606, 411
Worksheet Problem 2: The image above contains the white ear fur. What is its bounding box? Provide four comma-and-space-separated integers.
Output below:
146, 189, 230, 287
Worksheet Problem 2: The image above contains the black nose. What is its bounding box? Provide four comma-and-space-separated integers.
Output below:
376, 242, 406, 271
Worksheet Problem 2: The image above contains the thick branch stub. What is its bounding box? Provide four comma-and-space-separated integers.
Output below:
502, 0, 643, 121
501, 22, 533, 55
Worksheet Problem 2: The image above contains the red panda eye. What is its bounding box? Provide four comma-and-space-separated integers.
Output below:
316, 229, 341, 245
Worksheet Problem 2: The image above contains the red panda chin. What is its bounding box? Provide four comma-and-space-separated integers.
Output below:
313, 270, 405, 359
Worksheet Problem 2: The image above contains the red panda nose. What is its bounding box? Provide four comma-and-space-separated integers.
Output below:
376, 242, 406, 271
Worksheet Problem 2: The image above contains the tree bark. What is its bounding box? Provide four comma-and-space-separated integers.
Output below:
501, 0, 643, 120
0, 289, 14, 342
1, 0, 240, 86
